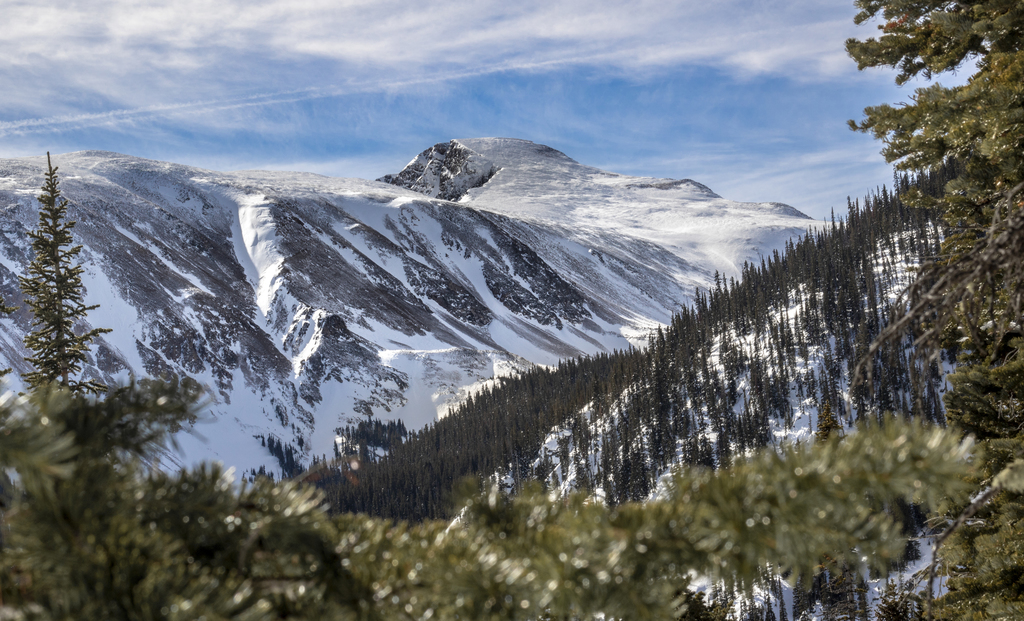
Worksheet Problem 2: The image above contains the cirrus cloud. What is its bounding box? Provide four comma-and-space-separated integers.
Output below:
3, 0, 874, 127
1, 0, 908, 221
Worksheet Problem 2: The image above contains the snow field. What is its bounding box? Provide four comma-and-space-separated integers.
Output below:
0, 145, 814, 483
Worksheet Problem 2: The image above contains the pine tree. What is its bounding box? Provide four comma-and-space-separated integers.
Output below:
0, 297, 16, 379
855, 575, 870, 621
0, 392, 977, 620
848, 4, 1024, 619
815, 401, 843, 444
19, 153, 111, 394
875, 580, 918, 621
677, 592, 729, 621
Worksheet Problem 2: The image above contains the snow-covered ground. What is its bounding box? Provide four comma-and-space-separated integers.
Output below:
510, 219, 945, 619
386, 138, 815, 279
0, 141, 813, 476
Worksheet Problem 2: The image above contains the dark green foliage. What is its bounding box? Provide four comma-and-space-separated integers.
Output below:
0, 383, 974, 620
930, 435, 1024, 620
19, 153, 111, 394
0, 383, 369, 620
943, 338, 1024, 441
335, 419, 408, 463
846, 1, 1024, 321
0, 297, 15, 379
677, 592, 728, 621
855, 574, 870, 621
875, 580, 920, 621
263, 434, 302, 478
846, 0, 1024, 191
848, 3, 1024, 618
815, 401, 843, 444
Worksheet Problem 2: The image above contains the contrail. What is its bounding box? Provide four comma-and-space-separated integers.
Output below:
0, 88, 330, 137
0, 56, 609, 138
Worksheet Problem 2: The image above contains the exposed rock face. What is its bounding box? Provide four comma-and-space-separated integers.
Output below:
624, 179, 719, 195
378, 140, 497, 201
0, 141, 813, 475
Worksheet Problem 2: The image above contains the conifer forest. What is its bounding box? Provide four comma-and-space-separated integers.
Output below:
322, 164, 957, 520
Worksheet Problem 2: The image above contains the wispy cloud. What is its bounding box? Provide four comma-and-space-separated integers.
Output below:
0, 89, 329, 136
2, 0, 874, 132
7, 0, 863, 75
1, 0, 906, 219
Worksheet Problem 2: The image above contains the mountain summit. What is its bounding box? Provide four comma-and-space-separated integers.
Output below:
0, 141, 813, 476
381, 138, 812, 275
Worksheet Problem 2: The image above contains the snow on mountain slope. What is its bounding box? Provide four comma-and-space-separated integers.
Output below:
380, 138, 815, 277
0, 142, 810, 476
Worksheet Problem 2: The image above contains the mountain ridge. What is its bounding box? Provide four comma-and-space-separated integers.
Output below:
0, 140, 813, 476
381, 138, 814, 276
322, 164, 953, 526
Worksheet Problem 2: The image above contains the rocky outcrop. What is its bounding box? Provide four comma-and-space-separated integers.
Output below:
378, 140, 497, 201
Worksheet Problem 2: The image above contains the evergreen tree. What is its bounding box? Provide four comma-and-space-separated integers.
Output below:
848, 2, 1024, 619
847, 0, 1024, 359
875, 580, 918, 621
0, 391, 977, 620
855, 575, 870, 621
19, 153, 111, 394
677, 592, 729, 621
815, 401, 843, 444
0, 297, 16, 379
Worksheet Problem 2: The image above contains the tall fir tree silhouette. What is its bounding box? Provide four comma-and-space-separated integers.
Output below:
815, 401, 842, 444
19, 153, 111, 394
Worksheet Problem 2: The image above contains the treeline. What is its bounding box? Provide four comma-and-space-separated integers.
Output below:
321, 354, 621, 519
582, 164, 953, 505
318, 161, 959, 520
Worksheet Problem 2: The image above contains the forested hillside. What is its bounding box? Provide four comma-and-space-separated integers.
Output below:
0, 156, 992, 621
321, 161, 960, 520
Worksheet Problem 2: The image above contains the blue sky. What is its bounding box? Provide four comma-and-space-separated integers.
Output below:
1, 0, 919, 219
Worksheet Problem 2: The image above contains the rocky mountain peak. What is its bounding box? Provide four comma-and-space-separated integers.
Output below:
377, 140, 498, 202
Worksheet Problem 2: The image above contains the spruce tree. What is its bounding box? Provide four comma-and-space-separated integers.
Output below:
19, 153, 111, 394
0, 298, 16, 379
874, 580, 917, 621
0, 403, 977, 621
815, 401, 843, 444
847, 2, 1024, 618
846, 0, 1024, 362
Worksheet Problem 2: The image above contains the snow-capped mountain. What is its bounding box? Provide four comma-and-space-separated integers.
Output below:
0, 139, 813, 475
380, 138, 812, 276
